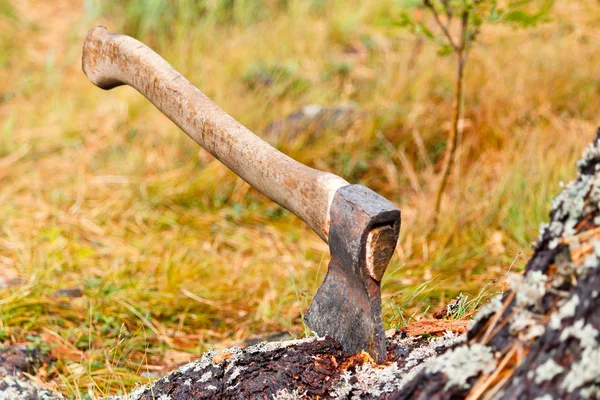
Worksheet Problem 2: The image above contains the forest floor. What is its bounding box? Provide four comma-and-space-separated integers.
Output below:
1, 0, 599, 397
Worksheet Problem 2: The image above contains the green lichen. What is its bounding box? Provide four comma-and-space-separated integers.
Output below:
561, 347, 600, 392
273, 388, 307, 399
344, 363, 403, 398
472, 294, 503, 325
404, 331, 465, 369
549, 295, 580, 330
508, 271, 547, 308
198, 371, 212, 383
426, 343, 496, 390
556, 316, 600, 394
331, 332, 465, 398
534, 358, 564, 384
509, 309, 545, 341
121, 383, 147, 400
560, 320, 599, 350
536, 153, 599, 250
227, 365, 247, 383
577, 140, 600, 173
177, 349, 214, 374
581, 385, 600, 399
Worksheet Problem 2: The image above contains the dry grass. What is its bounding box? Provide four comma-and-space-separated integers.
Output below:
1, 0, 599, 397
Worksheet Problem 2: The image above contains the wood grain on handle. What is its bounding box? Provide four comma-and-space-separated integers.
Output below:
82, 26, 348, 241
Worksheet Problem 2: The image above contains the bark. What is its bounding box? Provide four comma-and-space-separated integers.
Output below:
0, 346, 61, 399
121, 129, 600, 399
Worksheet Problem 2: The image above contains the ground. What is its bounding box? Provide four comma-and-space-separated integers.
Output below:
1, 0, 600, 397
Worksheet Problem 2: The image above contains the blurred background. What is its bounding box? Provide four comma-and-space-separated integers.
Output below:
1, 0, 599, 397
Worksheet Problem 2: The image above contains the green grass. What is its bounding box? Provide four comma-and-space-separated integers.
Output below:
1, 0, 599, 397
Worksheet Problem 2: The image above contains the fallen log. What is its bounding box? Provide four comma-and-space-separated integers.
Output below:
120, 129, 600, 399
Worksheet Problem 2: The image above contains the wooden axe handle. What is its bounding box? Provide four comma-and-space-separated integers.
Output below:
82, 26, 349, 241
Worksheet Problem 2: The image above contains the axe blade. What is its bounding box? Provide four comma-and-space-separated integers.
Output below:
305, 258, 386, 360
305, 185, 400, 363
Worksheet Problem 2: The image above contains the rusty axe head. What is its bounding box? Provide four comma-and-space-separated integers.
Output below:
305, 185, 400, 362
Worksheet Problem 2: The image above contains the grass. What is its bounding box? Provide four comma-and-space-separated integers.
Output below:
1, 0, 599, 397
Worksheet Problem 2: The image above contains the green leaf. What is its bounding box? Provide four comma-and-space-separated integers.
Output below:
436, 43, 454, 56
492, 0, 554, 27
503, 9, 548, 27
0, 0, 16, 19
377, 12, 415, 29
471, 12, 484, 27
488, 2, 503, 22
415, 23, 436, 40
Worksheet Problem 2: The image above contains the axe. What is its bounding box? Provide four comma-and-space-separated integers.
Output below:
82, 26, 400, 362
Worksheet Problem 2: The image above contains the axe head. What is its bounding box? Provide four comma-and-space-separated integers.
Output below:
305, 185, 400, 362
